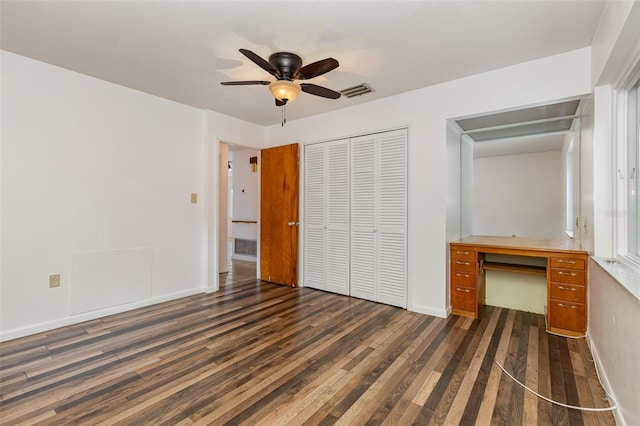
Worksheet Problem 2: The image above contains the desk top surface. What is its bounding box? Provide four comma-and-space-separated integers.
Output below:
450, 235, 588, 255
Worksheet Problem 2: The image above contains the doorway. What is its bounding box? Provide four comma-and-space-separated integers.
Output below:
212, 141, 300, 292
219, 142, 260, 279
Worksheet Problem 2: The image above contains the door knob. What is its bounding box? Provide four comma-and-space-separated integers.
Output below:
288, 221, 299, 227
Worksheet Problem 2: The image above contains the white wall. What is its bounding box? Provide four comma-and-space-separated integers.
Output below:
1, 51, 207, 339
446, 121, 461, 242
0, 51, 266, 339
591, 0, 638, 87
473, 151, 565, 239
231, 149, 259, 222
588, 260, 640, 425
265, 47, 591, 317
460, 134, 475, 237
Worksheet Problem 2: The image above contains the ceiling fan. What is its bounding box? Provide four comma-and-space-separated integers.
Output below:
221, 49, 342, 106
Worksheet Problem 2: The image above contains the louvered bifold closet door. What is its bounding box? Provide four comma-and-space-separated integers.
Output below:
350, 134, 377, 301
325, 140, 350, 295
304, 143, 326, 290
377, 129, 407, 308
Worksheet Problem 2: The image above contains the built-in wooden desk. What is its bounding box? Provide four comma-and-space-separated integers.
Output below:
450, 235, 589, 337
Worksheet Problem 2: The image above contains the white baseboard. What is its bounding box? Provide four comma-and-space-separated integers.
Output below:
0, 287, 203, 342
410, 303, 448, 318
586, 335, 624, 425
231, 254, 257, 262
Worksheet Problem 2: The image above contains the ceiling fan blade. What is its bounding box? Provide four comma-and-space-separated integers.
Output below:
300, 83, 342, 99
239, 49, 280, 77
275, 98, 288, 107
220, 80, 271, 86
295, 58, 339, 80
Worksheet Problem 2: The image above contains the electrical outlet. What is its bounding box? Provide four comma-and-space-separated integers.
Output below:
49, 274, 61, 288
190, 193, 198, 204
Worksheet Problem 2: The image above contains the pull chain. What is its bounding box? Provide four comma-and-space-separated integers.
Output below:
281, 104, 287, 127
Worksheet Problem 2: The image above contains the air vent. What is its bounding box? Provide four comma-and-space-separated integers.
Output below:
340, 83, 374, 98
234, 239, 256, 256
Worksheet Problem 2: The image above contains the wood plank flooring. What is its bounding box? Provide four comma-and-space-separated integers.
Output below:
1, 260, 615, 425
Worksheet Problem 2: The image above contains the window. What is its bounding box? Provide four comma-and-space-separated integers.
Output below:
628, 80, 640, 257
619, 76, 640, 262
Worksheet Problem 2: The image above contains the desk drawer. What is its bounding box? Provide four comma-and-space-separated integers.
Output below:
550, 257, 585, 270
450, 247, 476, 260
548, 299, 585, 334
451, 258, 477, 272
451, 285, 476, 313
550, 282, 585, 303
451, 271, 476, 288
550, 268, 585, 285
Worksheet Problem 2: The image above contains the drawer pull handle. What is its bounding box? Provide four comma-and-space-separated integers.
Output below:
557, 285, 576, 291
456, 287, 470, 293
456, 273, 470, 278
455, 260, 470, 265
456, 251, 470, 255
558, 303, 577, 309
558, 259, 577, 264
558, 271, 577, 277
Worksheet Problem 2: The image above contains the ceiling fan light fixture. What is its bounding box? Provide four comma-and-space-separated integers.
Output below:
270, 80, 300, 102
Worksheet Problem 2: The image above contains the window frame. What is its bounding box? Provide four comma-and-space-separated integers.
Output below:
615, 70, 640, 267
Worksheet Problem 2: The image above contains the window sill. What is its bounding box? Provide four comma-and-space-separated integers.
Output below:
592, 256, 640, 301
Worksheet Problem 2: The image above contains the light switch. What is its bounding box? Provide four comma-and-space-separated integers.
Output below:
49, 274, 61, 288
190, 193, 198, 204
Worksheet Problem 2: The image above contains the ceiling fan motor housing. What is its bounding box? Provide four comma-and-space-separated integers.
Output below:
269, 52, 302, 80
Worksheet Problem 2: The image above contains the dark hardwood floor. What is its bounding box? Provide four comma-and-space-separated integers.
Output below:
1, 260, 614, 425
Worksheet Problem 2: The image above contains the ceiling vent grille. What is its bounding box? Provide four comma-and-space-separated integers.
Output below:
340, 83, 374, 98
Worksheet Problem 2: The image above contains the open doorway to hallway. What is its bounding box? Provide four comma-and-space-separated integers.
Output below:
219, 142, 259, 278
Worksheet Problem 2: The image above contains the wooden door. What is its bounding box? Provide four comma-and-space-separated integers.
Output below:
260, 143, 299, 286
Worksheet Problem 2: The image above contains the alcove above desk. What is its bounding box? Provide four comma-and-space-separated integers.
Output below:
449, 235, 588, 337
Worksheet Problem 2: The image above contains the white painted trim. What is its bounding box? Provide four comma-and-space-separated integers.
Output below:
587, 335, 625, 425
0, 288, 203, 342
201, 112, 210, 295
206, 135, 220, 293
302, 124, 411, 147
410, 303, 448, 318
256, 149, 262, 281
298, 142, 305, 288
231, 254, 257, 262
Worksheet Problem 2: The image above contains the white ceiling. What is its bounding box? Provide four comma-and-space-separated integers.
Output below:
0, 1, 605, 127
